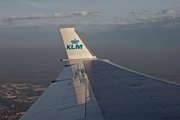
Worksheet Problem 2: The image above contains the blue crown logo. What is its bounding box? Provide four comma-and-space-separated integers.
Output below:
71, 39, 79, 44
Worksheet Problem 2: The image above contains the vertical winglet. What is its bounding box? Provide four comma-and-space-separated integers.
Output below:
60, 28, 96, 59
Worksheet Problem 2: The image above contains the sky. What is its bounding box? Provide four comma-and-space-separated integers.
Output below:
0, 0, 180, 26
0, 0, 180, 75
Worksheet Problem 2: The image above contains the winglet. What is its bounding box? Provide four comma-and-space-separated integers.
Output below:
60, 28, 96, 59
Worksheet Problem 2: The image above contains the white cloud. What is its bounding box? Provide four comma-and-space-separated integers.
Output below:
132, 12, 145, 16
128, 8, 180, 27
157, 9, 175, 15
111, 8, 180, 29
2, 15, 51, 22
74, 11, 89, 16
53, 13, 64, 17
132, 10, 149, 17
67, 11, 100, 17
2, 11, 100, 23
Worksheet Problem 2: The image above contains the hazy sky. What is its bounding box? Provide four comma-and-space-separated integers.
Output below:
0, 0, 180, 75
0, 0, 180, 47
0, 0, 180, 26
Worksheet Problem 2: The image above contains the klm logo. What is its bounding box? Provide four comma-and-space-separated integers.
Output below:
66, 39, 83, 50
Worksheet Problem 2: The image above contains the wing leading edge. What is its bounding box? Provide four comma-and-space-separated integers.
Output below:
20, 28, 180, 120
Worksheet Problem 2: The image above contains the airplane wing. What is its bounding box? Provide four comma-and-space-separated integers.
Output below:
20, 28, 180, 120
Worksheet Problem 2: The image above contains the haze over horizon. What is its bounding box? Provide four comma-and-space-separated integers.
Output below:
1, 0, 180, 77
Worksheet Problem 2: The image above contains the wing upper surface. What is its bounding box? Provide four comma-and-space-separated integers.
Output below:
20, 60, 104, 120
20, 28, 180, 120
83, 59, 180, 120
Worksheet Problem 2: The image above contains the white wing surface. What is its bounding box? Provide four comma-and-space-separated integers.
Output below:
20, 28, 180, 120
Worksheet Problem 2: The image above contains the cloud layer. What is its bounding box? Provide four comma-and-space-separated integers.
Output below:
1, 7, 180, 29
2, 11, 100, 22
121, 7, 180, 28
3, 15, 50, 22
54, 11, 99, 17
